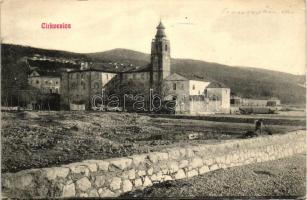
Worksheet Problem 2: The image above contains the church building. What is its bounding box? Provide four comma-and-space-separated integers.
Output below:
60, 21, 231, 114
119, 21, 170, 95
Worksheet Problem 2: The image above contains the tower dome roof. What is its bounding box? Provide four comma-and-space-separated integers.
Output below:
157, 21, 165, 29
155, 21, 166, 38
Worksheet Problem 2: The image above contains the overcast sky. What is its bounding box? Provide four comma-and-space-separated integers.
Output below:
1, 0, 306, 75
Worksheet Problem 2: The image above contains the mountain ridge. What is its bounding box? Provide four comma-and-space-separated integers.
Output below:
85, 47, 306, 77
1, 43, 305, 104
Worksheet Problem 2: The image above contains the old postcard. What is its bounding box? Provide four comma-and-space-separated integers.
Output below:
1, 0, 306, 199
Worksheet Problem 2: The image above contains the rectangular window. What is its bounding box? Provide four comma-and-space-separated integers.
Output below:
192, 85, 195, 90
173, 83, 176, 90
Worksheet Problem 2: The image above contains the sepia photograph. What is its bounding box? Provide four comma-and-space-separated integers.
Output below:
0, 0, 306, 199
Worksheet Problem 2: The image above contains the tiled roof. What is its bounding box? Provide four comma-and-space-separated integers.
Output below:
30, 69, 61, 77
121, 64, 151, 73
173, 72, 229, 88
207, 81, 228, 88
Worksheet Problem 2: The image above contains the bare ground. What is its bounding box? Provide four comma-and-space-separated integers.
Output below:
1, 111, 305, 173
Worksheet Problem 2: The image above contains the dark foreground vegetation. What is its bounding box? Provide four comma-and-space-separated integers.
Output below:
2, 111, 305, 173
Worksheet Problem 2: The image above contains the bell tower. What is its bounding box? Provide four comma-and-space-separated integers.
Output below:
150, 20, 171, 93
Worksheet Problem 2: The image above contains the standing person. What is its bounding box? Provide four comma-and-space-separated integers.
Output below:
255, 119, 263, 135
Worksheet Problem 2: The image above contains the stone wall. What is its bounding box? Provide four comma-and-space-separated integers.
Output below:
2, 130, 306, 198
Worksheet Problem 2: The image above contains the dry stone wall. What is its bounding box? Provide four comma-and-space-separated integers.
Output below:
2, 130, 306, 198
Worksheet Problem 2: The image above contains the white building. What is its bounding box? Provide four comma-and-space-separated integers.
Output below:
163, 73, 230, 114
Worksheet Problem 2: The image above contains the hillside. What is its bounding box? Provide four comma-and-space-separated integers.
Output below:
87, 48, 305, 105
1, 43, 305, 105
87, 48, 150, 66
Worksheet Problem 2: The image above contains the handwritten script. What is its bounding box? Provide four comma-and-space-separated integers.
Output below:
222, 8, 295, 15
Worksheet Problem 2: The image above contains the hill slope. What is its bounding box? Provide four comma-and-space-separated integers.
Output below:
1, 44, 305, 105
87, 48, 305, 104
87, 48, 150, 66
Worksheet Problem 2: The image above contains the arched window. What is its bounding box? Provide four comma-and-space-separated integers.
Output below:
165, 44, 168, 51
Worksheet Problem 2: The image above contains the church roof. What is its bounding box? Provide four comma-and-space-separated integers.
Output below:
89, 62, 151, 73
155, 21, 166, 38
157, 21, 165, 29
121, 64, 151, 73
166, 73, 229, 88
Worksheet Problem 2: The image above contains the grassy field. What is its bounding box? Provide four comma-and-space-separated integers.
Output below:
1, 111, 305, 173
123, 153, 306, 198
